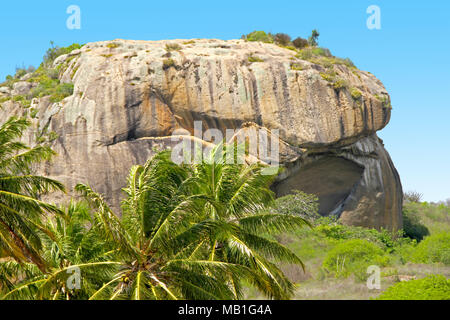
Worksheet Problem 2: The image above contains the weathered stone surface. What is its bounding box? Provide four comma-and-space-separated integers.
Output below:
12, 81, 33, 96
0, 86, 10, 95
0, 39, 402, 230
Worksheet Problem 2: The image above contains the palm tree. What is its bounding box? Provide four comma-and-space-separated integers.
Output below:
165, 143, 310, 299
106, 145, 309, 299
0, 201, 119, 300
1, 144, 309, 300
0, 117, 65, 272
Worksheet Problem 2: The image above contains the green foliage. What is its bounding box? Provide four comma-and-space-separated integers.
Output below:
248, 55, 264, 63
28, 73, 74, 103
403, 201, 450, 235
333, 78, 348, 90
412, 233, 450, 265
322, 239, 389, 281
402, 206, 430, 241
375, 94, 392, 109
350, 88, 362, 100
242, 31, 274, 43
308, 29, 320, 46
376, 275, 450, 300
1, 145, 308, 300
290, 63, 304, 71
43, 42, 82, 68
320, 71, 336, 82
0, 117, 65, 274
316, 222, 400, 252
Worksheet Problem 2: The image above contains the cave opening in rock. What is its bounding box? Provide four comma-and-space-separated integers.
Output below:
273, 156, 365, 217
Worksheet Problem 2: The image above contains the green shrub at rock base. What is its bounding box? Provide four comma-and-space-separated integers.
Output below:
376, 275, 450, 300
403, 206, 430, 241
412, 233, 450, 265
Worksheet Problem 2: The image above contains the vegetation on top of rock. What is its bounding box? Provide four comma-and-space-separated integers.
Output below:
241, 30, 274, 43
165, 43, 182, 52
0, 42, 79, 106
273, 33, 291, 46
43, 41, 83, 68
240, 30, 357, 74
292, 37, 308, 49
308, 29, 320, 47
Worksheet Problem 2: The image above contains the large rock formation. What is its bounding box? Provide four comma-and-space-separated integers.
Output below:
0, 39, 402, 230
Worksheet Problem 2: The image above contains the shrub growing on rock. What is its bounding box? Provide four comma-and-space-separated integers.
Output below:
292, 37, 308, 49
43, 42, 82, 68
243, 31, 274, 43
274, 33, 291, 46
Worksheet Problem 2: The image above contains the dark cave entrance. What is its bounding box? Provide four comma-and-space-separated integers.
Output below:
273, 156, 364, 216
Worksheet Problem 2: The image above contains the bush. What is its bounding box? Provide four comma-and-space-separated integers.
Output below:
292, 37, 308, 49
162, 58, 176, 70
317, 222, 399, 252
14, 68, 27, 79
296, 47, 332, 61
376, 275, 450, 300
322, 239, 388, 280
350, 88, 362, 100
333, 78, 348, 90
402, 206, 430, 241
165, 43, 182, 52
247, 55, 264, 63
413, 233, 450, 265
43, 42, 82, 67
243, 31, 274, 43
273, 33, 291, 46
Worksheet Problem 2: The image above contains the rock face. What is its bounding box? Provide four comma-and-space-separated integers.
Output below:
0, 39, 403, 230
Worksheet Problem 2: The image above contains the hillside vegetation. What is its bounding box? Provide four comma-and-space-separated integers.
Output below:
246, 191, 450, 300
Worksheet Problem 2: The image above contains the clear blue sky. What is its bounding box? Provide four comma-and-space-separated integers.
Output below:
1, 0, 449, 201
